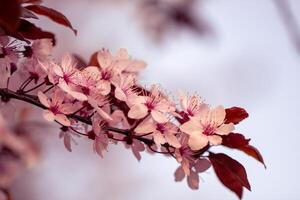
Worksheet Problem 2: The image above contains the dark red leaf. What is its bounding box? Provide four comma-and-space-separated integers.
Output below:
0, 0, 21, 32
209, 153, 251, 199
225, 107, 249, 125
240, 145, 266, 169
222, 133, 266, 168
25, 5, 77, 35
222, 133, 250, 148
17, 19, 55, 43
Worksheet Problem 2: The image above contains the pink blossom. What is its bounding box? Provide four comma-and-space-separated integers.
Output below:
113, 74, 138, 103
135, 118, 181, 148
37, 89, 79, 126
0, 36, 19, 66
128, 85, 175, 123
87, 96, 112, 122
174, 166, 199, 190
76, 66, 108, 97
179, 91, 207, 117
114, 48, 146, 74
180, 105, 234, 150
96, 49, 119, 95
59, 125, 81, 152
92, 115, 109, 158
52, 53, 87, 101
23, 39, 53, 82
0, 36, 19, 87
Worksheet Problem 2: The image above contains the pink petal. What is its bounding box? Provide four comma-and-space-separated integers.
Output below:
151, 110, 168, 123
131, 140, 145, 162
195, 158, 211, 173
188, 134, 208, 151
69, 90, 88, 101
63, 132, 72, 152
96, 107, 113, 121
187, 170, 199, 190
82, 66, 100, 76
116, 48, 128, 59
115, 86, 127, 102
60, 103, 78, 114
125, 60, 146, 72
128, 104, 148, 119
180, 120, 202, 136
212, 105, 226, 126
215, 123, 235, 135
153, 131, 166, 146
88, 98, 112, 121
208, 135, 222, 146
182, 158, 191, 175
52, 64, 64, 77
53, 89, 65, 105
37, 91, 50, 107
134, 120, 155, 134
58, 80, 87, 101
178, 91, 188, 111
43, 110, 55, 121
55, 114, 71, 126
97, 49, 112, 69
174, 166, 185, 182
99, 81, 111, 95
61, 53, 74, 71
165, 133, 181, 148
93, 134, 109, 158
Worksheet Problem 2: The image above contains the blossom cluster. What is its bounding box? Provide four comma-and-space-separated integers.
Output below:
0, 0, 265, 198
0, 33, 264, 199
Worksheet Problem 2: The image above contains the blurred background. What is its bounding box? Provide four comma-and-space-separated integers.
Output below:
10, 0, 300, 199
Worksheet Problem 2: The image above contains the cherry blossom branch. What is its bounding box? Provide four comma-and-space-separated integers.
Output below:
0, 88, 174, 153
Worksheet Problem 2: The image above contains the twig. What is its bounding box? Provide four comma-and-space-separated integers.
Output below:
0, 88, 176, 155
23, 81, 46, 93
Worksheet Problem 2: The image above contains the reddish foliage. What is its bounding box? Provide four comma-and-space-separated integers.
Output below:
26, 5, 77, 35
225, 107, 249, 125
209, 153, 251, 199
221, 133, 266, 168
222, 133, 250, 148
0, 0, 21, 33
240, 145, 266, 168
17, 19, 55, 43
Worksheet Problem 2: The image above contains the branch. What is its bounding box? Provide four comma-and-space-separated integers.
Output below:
0, 88, 174, 152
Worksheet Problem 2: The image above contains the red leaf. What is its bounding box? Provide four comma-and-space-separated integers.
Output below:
17, 19, 55, 43
25, 5, 77, 35
222, 133, 266, 168
209, 153, 251, 199
222, 133, 250, 148
225, 107, 249, 125
0, 0, 21, 32
240, 145, 266, 169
